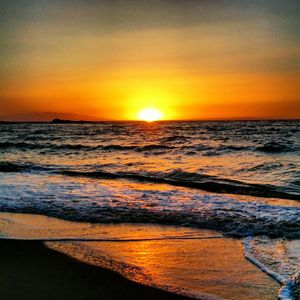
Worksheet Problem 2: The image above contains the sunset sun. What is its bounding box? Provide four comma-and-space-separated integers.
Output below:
137, 108, 164, 122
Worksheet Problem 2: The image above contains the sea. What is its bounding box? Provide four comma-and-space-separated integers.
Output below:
0, 120, 299, 299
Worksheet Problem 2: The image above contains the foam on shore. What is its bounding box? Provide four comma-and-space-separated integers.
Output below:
244, 236, 300, 300
0, 213, 280, 300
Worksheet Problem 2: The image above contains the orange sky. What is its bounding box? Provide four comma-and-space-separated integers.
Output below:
0, 0, 299, 120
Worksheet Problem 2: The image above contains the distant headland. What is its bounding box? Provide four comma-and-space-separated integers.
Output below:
51, 118, 97, 124
0, 112, 103, 122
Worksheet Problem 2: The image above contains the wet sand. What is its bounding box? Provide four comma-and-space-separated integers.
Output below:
0, 213, 281, 300
0, 239, 195, 300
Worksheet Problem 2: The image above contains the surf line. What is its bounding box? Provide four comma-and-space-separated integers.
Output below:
0, 235, 224, 242
243, 236, 299, 300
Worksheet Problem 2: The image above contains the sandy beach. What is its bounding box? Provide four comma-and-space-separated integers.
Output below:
0, 239, 196, 300
0, 213, 283, 300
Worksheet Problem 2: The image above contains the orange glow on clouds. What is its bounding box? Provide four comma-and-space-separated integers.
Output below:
1, 1, 299, 120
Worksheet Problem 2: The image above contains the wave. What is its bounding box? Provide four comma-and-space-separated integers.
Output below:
0, 162, 29, 172
246, 162, 284, 172
60, 169, 300, 200
1, 160, 299, 200
161, 135, 190, 142
220, 145, 253, 151
202, 145, 253, 156
51, 143, 175, 152
292, 180, 300, 187
136, 144, 175, 151
0, 142, 44, 150
1, 196, 299, 239
0, 161, 56, 173
257, 142, 297, 153
203, 143, 297, 156
1, 167, 299, 239
52, 144, 94, 151
1, 139, 297, 156
188, 143, 297, 156
100, 144, 174, 151
101, 144, 136, 151
0, 142, 175, 152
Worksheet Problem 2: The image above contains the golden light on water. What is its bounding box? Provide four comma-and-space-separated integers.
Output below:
137, 108, 164, 122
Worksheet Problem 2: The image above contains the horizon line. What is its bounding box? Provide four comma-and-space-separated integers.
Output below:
1, 117, 299, 123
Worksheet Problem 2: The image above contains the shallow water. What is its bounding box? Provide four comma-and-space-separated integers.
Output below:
0, 213, 281, 300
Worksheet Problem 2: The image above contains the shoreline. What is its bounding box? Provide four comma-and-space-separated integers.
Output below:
0, 239, 199, 300
0, 212, 282, 300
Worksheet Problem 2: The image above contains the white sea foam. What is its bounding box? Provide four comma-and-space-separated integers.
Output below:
0, 172, 299, 238
244, 237, 300, 300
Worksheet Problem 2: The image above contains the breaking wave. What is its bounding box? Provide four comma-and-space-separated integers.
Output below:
0, 172, 299, 239
59, 169, 300, 200
0, 161, 299, 200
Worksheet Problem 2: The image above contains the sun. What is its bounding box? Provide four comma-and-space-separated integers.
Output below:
137, 108, 164, 122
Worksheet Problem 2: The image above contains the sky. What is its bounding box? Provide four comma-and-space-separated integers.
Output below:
0, 0, 299, 120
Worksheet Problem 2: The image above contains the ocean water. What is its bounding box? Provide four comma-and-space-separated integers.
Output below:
0, 120, 299, 299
